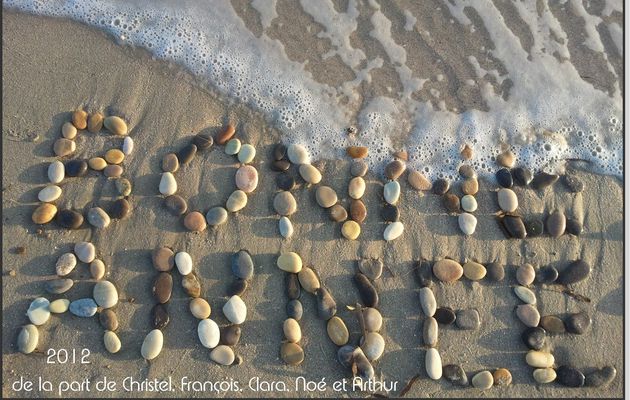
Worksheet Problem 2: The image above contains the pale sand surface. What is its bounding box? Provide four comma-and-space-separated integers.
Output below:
2, 11, 623, 398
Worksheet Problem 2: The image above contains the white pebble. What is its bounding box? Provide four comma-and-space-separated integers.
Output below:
141, 329, 163, 360
48, 161, 64, 184
383, 181, 401, 204
197, 319, 220, 349
287, 143, 310, 164
425, 348, 442, 380
498, 188, 518, 212
38, 185, 62, 202
383, 221, 404, 241
223, 295, 247, 324
461, 194, 477, 212
458, 212, 477, 235
122, 136, 134, 155
237, 143, 256, 164
27, 297, 50, 326
175, 252, 193, 275
159, 172, 177, 196
74, 241, 96, 263
348, 177, 366, 199
279, 216, 294, 238
55, 252, 77, 276
418, 287, 437, 317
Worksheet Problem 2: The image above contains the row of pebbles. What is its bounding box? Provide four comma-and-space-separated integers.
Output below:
34, 108, 133, 229
382, 159, 405, 241
270, 143, 299, 238
18, 241, 122, 355
158, 123, 258, 232
343, 146, 369, 240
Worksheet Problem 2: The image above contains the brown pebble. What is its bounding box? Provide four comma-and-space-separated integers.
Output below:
53, 138, 75, 157
88, 157, 107, 171
109, 198, 131, 219
216, 124, 236, 145
393, 150, 408, 161
433, 259, 463, 282
164, 195, 187, 216
347, 146, 368, 159
152, 247, 174, 272
459, 165, 477, 178
72, 108, 88, 130
32, 203, 57, 224
385, 160, 406, 180
408, 170, 432, 190
493, 368, 512, 386
103, 165, 123, 178
271, 160, 290, 172
443, 193, 460, 213
350, 199, 367, 223
540, 315, 566, 333
184, 211, 206, 232
280, 342, 304, 366
162, 153, 179, 173
178, 144, 197, 165
153, 272, 173, 304
329, 204, 348, 222
87, 112, 104, 133
14, 246, 26, 255
192, 133, 213, 150
461, 144, 473, 160
461, 178, 478, 195
99, 309, 119, 331
105, 149, 125, 164
497, 150, 515, 168
182, 272, 202, 298
433, 178, 450, 195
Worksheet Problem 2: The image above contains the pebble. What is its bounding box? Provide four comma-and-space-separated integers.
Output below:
516, 304, 540, 327
496, 168, 513, 188
279, 216, 294, 238
497, 150, 515, 168
472, 371, 493, 389
522, 327, 546, 350
100, 309, 118, 331
585, 366, 616, 387
123, 136, 134, 155
88, 156, 106, 171
53, 208, 78, 226
161, 195, 188, 217
206, 206, 228, 226
104, 164, 123, 179
65, 159, 88, 177
383, 221, 404, 241
162, 153, 179, 173
540, 315, 565, 333
533, 368, 557, 384
434, 307, 456, 325
514, 286, 537, 304
348, 177, 366, 199
110, 198, 130, 219
62, 121, 78, 138
283, 318, 301, 343
358, 258, 383, 280
423, 317, 438, 347
432, 178, 450, 195
459, 164, 476, 178
461, 144, 473, 160
516, 264, 536, 286
141, 329, 163, 360
182, 273, 201, 297
235, 165, 259, 193
443, 364, 468, 386
159, 172, 177, 196
38, 185, 62, 203
512, 167, 533, 186
223, 295, 247, 324
287, 143, 310, 164
87, 207, 111, 229
105, 149, 125, 164
151, 304, 170, 329
352, 348, 375, 380
176, 144, 197, 165
524, 218, 544, 237
27, 297, 50, 325
48, 161, 65, 183
175, 252, 193, 276
361, 332, 385, 361
566, 218, 583, 236
192, 133, 213, 150
49, 299, 70, 314
153, 248, 174, 272
103, 116, 128, 135
536, 265, 558, 284
425, 348, 442, 380
184, 211, 207, 232
342, 220, 361, 240
558, 260, 591, 285
93, 280, 118, 308
443, 193, 460, 213
497, 188, 518, 212
329, 204, 348, 222
281, 342, 304, 366
492, 368, 512, 386
363, 307, 383, 332
277, 252, 302, 273
230, 250, 253, 280
486, 262, 505, 281
53, 138, 76, 157
526, 350, 554, 368
18, 325, 39, 354
198, 318, 220, 349
501, 214, 527, 238
115, 178, 132, 196
104, 331, 121, 353
284, 269, 300, 300
383, 181, 401, 204
408, 169, 432, 190
316, 186, 338, 208
557, 366, 585, 387
276, 173, 296, 191
273, 143, 287, 160
327, 316, 349, 346
418, 287, 436, 317
433, 259, 463, 283
44, 279, 74, 294
347, 146, 368, 159
456, 309, 481, 330
385, 160, 405, 180
563, 174, 584, 193
32, 203, 57, 224
210, 345, 235, 365
315, 287, 337, 320
271, 159, 290, 172
546, 210, 566, 237
354, 273, 378, 307
461, 178, 479, 195
350, 200, 367, 223
531, 172, 559, 190
69, 298, 98, 317
227, 279, 248, 297
381, 203, 399, 222
350, 160, 368, 177
220, 325, 242, 346
458, 213, 477, 235
72, 108, 88, 129
239, 143, 257, 163
463, 261, 486, 280
153, 272, 173, 303
565, 311, 591, 334
55, 253, 77, 276
298, 267, 320, 293
273, 191, 297, 216
287, 299, 303, 321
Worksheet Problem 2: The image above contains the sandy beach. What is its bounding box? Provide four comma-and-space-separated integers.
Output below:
2, 9, 623, 399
